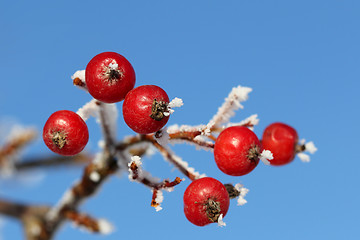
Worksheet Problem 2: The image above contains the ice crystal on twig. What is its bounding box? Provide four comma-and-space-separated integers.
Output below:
304, 141, 317, 154
71, 70, 87, 90
297, 153, 310, 162
89, 171, 101, 182
151, 189, 164, 212
71, 70, 86, 83
156, 144, 206, 180
76, 99, 99, 121
297, 139, 317, 162
154, 128, 170, 146
226, 114, 259, 130
259, 150, 273, 165
97, 219, 115, 234
210, 85, 252, 127
98, 103, 118, 143
234, 183, 249, 206
128, 155, 143, 181
217, 214, 226, 227
164, 97, 184, 116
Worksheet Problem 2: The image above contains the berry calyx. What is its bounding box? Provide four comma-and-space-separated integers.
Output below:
183, 177, 230, 226
214, 126, 261, 176
122, 85, 170, 134
43, 110, 89, 156
261, 122, 298, 166
85, 52, 136, 103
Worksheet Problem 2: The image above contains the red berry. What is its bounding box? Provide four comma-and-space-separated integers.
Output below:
261, 122, 298, 166
183, 177, 230, 226
43, 110, 89, 156
214, 126, 261, 176
122, 85, 170, 134
85, 52, 136, 103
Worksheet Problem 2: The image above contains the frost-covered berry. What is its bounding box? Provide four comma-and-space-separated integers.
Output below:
122, 85, 170, 134
43, 110, 89, 156
85, 52, 136, 103
214, 126, 261, 176
261, 122, 298, 166
183, 177, 230, 226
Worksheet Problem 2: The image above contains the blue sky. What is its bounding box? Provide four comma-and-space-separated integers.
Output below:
1, 0, 360, 239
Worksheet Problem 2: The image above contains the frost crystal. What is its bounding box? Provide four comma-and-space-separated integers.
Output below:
305, 141, 317, 154
226, 114, 259, 130
128, 156, 143, 181
210, 85, 252, 126
71, 70, 86, 83
297, 152, 310, 162
153, 190, 164, 212
259, 149, 273, 165
217, 214, 226, 227
97, 219, 115, 234
234, 183, 249, 206
158, 145, 206, 179
89, 172, 101, 182
164, 97, 183, 116
129, 156, 142, 167
100, 103, 118, 141
76, 99, 99, 121
108, 62, 118, 70
168, 97, 183, 108
154, 128, 170, 146
297, 139, 317, 162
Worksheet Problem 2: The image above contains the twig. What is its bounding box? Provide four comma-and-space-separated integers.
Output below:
14, 154, 92, 171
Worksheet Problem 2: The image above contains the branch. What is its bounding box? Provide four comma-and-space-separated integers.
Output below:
14, 153, 92, 171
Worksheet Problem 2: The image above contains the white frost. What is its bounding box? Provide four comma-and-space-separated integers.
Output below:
164, 97, 184, 116
154, 128, 170, 146
89, 172, 101, 182
154, 190, 164, 212
100, 103, 118, 142
226, 114, 259, 130
217, 214, 226, 227
97, 219, 115, 234
71, 70, 86, 83
297, 139, 317, 162
158, 145, 206, 179
129, 155, 142, 166
108, 62, 118, 70
259, 149, 273, 165
128, 156, 143, 181
210, 85, 252, 126
305, 141, 318, 154
76, 99, 99, 121
297, 152, 310, 163
234, 183, 249, 206
168, 97, 183, 108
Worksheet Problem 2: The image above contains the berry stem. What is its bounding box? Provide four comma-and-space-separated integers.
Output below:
295, 143, 306, 153
224, 183, 241, 199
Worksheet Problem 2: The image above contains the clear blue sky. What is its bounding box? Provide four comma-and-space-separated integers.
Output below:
1, 0, 359, 239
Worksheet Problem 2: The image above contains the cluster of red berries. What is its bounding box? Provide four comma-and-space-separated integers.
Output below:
42, 51, 304, 227
184, 123, 300, 226
43, 52, 171, 156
